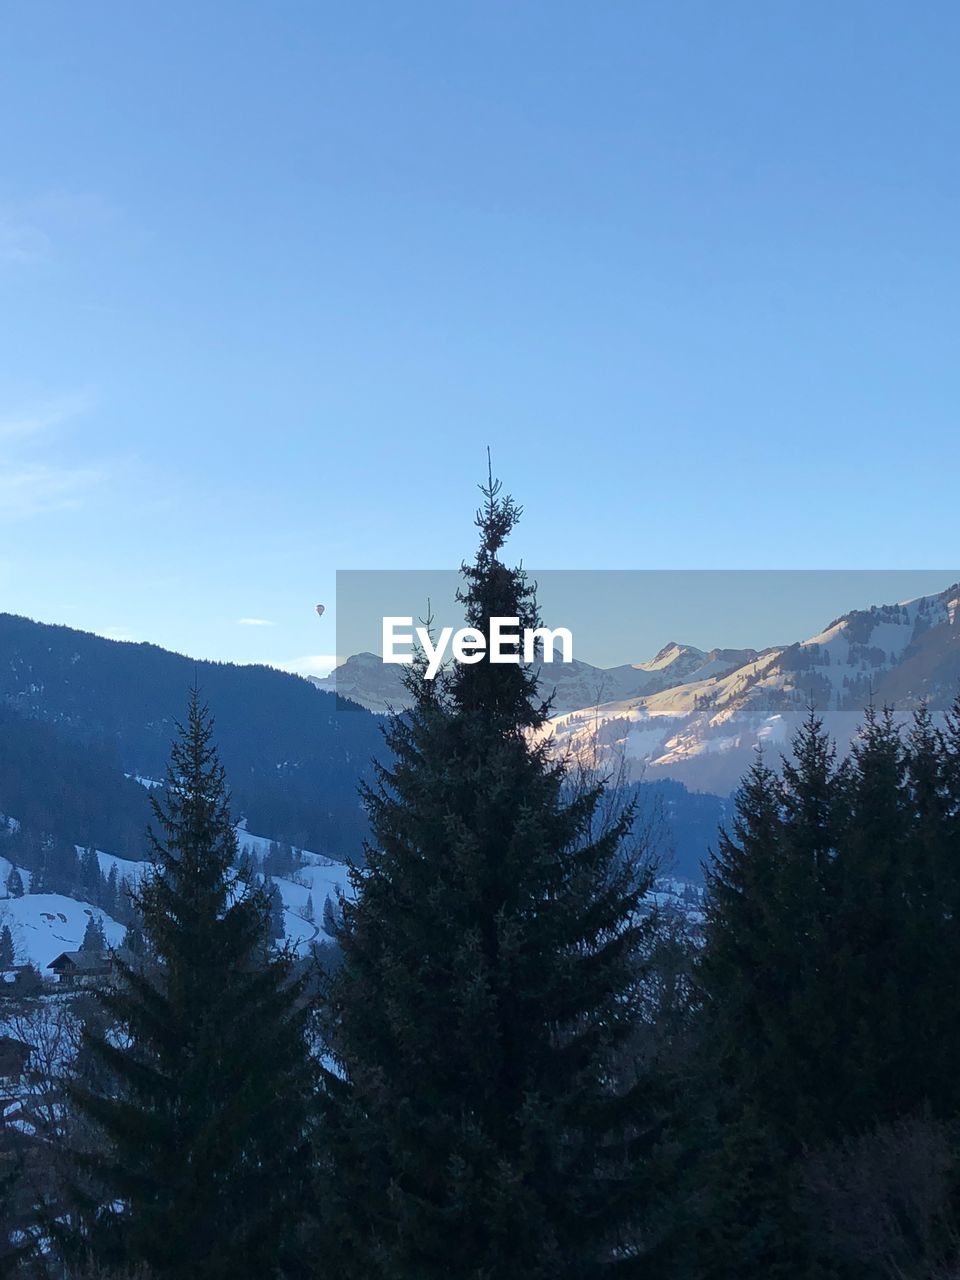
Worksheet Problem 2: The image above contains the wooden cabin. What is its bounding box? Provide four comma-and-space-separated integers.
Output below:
47, 950, 113, 985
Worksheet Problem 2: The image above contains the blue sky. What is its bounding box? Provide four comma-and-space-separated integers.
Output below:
1, 2, 958, 674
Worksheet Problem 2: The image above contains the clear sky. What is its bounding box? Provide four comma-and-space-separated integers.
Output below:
1, 2, 958, 675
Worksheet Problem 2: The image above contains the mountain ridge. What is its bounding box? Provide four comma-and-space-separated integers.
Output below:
310, 641, 759, 716
543, 581, 960, 793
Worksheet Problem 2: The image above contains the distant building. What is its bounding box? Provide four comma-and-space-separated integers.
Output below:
47, 950, 113, 986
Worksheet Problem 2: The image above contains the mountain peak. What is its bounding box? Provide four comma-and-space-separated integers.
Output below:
636, 642, 707, 673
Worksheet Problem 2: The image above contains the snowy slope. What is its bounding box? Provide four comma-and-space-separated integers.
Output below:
0, 825, 355, 973
0, 893, 125, 971
542, 583, 960, 794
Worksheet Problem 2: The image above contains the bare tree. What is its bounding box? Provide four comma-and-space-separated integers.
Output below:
799, 1112, 960, 1280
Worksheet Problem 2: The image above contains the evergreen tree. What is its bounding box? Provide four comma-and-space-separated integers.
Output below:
0, 926, 14, 968
63, 691, 313, 1280
321, 894, 337, 937
925, 692, 960, 1127
80, 914, 107, 954
695, 715, 851, 1278
319, 473, 657, 1279
236, 846, 256, 885
772, 710, 849, 1141
696, 699, 960, 1275
103, 864, 120, 919
0, 1151, 32, 1276
4, 867, 23, 899
700, 712, 849, 1148
79, 846, 100, 904
830, 706, 912, 1129
700, 753, 785, 1112
265, 840, 295, 878
697, 755, 816, 1278
304, 892, 314, 923
935, 692, 960, 984
120, 922, 145, 957
690, 1105, 815, 1280
263, 875, 286, 943
33, 835, 80, 896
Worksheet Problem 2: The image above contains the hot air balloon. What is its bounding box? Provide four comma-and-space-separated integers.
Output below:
315, 604, 326, 618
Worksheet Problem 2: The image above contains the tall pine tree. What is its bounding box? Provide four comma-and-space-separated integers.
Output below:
695, 713, 850, 1279
318, 473, 658, 1279
63, 691, 313, 1280
832, 705, 913, 1130
697, 697, 960, 1276
79, 915, 107, 954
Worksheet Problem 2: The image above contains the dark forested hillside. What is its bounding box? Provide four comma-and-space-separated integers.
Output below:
0, 704, 153, 855
627, 777, 728, 880
0, 613, 384, 857
0, 613, 725, 873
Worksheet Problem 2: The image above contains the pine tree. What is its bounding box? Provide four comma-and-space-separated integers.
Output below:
936, 692, 960, 973
0, 1151, 32, 1275
697, 755, 815, 1278
4, 867, 23, 899
120, 922, 145, 957
695, 714, 850, 1278
263, 875, 286, 942
236, 847, 256, 885
0, 926, 14, 968
80, 846, 100, 904
772, 709, 849, 1140
265, 841, 295, 878
63, 691, 313, 1280
700, 753, 785, 1112
701, 712, 849, 1147
827, 706, 908, 1130
104, 864, 120, 919
319, 473, 657, 1279
696, 699, 960, 1275
897, 703, 959, 1121
80, 914, 107, 954
34, 835, 80, 896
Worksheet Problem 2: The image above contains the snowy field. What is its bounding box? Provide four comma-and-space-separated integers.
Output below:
0, 829, 354, 973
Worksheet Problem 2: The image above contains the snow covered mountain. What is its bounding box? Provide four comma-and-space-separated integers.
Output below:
542, 583, 960, 794
0, 831, 353, 975
309, 652, 412, 714
310, 643, 757, 717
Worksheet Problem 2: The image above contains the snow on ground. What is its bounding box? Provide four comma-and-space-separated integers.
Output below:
291, 859, 353, 903
273, 897, 321, 951
235, 829, 354, 943
94, 849, 150, 885
0, 822, 354, 962
0, 894, 125, 972
0, 855, 32, 893
236, 828, 284, 861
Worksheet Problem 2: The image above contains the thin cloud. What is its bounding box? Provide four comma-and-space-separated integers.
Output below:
237, 617, 276, 628
0, 191, 119, 267
0, 462, 106, 521
0, 390, 106, 520
0, 215, 49, 265
0, 389, 94, 441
